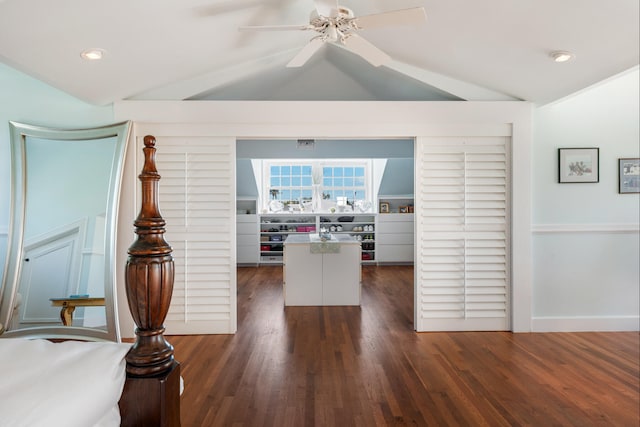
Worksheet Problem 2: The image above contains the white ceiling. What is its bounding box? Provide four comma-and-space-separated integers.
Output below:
0, 0, 637, 106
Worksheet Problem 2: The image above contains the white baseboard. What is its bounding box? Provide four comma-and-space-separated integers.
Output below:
532, 316, 639, 332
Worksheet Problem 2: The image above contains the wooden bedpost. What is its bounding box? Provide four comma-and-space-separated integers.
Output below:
119, 135, 181, 427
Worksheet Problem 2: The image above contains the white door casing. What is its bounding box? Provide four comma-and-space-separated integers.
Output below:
16, 220, 85, 328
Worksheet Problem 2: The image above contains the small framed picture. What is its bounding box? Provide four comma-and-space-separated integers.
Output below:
558, 148, 599, 183
619, 158, 640, 194
399, 205, 409, 213
379, 202, 390, 213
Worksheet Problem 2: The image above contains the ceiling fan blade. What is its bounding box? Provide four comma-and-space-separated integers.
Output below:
353, 7, 427, 30
239, 24, 311, 32
313, 0, 339, 17
287, 38, 325, 67
342, 34, 391, 67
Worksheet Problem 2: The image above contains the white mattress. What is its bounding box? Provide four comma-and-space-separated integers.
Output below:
0, 338, 131, 427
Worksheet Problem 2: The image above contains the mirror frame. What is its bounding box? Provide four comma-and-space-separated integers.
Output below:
0, 121, 131, 341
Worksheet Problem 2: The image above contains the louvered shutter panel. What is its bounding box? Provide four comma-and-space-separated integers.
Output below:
416, 137, 509, 331
143, 136, 237, 334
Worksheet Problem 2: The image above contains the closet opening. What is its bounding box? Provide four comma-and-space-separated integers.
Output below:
235, 137, 416, 327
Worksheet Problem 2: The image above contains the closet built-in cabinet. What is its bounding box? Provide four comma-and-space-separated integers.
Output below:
376, 195, 414, 264
236, 199, 259, 265
259, 213, 376, 264
376, 213, 414, 264
237, 197, 415, 266
237, 214, 259, 264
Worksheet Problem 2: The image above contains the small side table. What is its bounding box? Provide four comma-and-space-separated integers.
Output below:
49, 297, 106, 326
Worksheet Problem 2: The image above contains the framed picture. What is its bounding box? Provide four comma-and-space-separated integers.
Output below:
558, 148, 599, 183
379, 202, 390, 213
619, 158, 640, 194
399, 205, 409, 213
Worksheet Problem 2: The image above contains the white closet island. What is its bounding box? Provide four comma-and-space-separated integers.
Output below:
283, 234, 361, 306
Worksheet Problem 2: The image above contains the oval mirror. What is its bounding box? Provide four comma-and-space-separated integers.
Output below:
0, 121, 131, 341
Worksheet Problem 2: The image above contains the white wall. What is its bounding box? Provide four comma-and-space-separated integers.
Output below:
532, 67, 640, 331
115, 100, 534, 333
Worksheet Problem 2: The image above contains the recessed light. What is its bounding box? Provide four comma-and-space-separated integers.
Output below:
550, 51, 574, 63
80, 48, 106, 61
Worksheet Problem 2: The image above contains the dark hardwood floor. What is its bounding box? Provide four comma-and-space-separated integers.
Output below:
169, 266, 639, 426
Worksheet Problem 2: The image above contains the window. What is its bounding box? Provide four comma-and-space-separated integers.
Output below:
322, 165, 366, 201
268, 162, 313, 203
263, 160, 370, 209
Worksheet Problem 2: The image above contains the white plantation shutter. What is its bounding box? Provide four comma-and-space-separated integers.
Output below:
142, 136, 236, 334
415, 137, 510, 331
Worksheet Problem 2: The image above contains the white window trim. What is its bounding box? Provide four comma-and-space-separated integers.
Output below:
260, 159, 373, 212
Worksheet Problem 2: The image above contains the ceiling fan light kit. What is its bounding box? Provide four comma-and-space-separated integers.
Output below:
239, 1, 427, 68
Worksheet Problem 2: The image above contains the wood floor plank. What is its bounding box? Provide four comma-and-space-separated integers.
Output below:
169, 266, 639, 426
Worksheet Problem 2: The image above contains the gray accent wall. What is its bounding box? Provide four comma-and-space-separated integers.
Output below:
378, 158, 414, 196
190, 46, 463, 102
236, 138, 415, 198
236, 159, 259, 197
237, 138, 413, 159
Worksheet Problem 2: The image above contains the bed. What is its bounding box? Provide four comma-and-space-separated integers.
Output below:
0, 135, 181, 427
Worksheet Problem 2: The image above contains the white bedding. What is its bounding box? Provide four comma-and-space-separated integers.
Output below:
0, 338, 131, 427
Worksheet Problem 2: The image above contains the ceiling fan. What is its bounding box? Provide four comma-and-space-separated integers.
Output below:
239, 0, 427, 68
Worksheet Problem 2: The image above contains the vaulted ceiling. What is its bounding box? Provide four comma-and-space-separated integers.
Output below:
0, 0, 637, 105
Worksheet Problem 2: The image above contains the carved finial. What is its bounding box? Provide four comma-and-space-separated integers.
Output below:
125, 135, 175, 376
144, 134, 156, 148
140, 135, 160, 178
